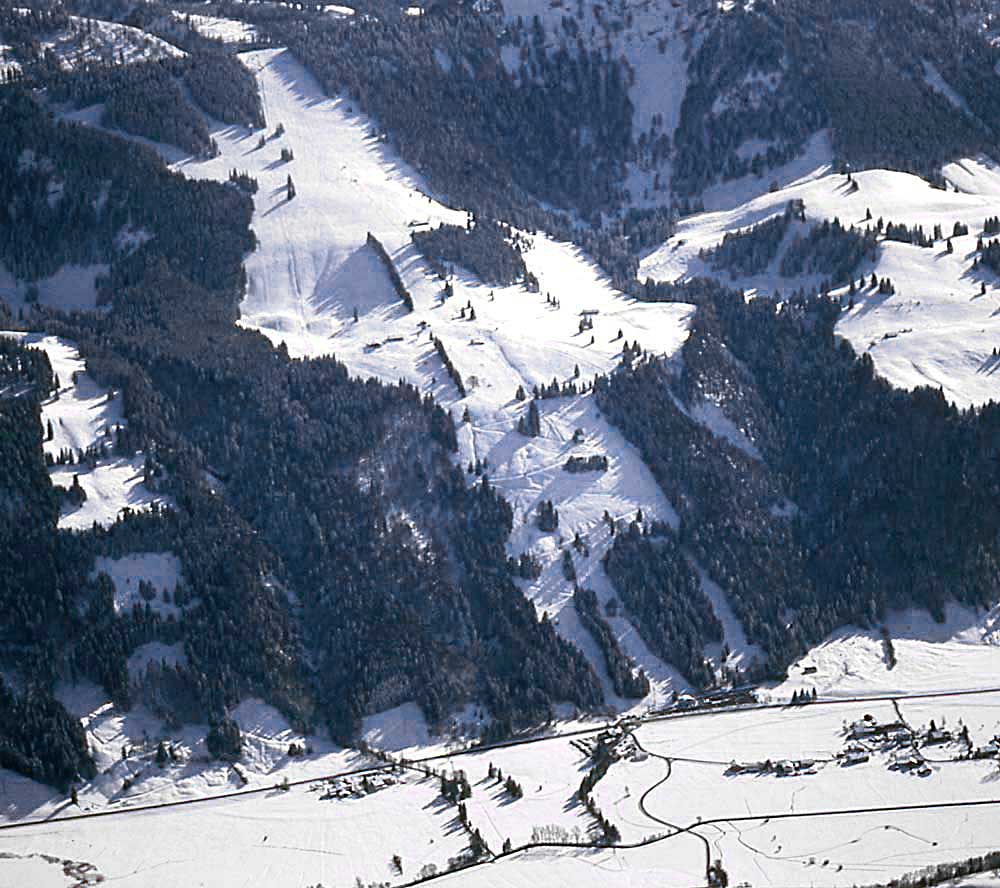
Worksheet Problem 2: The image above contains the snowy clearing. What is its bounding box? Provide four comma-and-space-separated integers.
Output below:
642, 155, 1000, 408
1, 332, 172, 528
90, 552, 184, 617
0, 262, 106, 313
170, 11, 257, 43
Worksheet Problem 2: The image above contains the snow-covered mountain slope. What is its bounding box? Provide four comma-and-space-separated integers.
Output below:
163, 47, 702, 705
35, 15, 184, 71
778, 601, 1000, 699
642, 156, 1000, 408
168, 11, 257, 44
0, 333, 171, 529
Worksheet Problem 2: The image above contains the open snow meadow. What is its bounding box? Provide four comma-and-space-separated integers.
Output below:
5, 33, 1000, 888
0, 332, 172, 529
3, 689, 1000, 888
641, 147, 1000, 409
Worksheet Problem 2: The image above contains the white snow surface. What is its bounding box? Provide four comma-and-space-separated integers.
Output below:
170, 11, 257, 43
1, 332, 172, 528
590, 693, 1000, 887
779, 602, 1000, 699
5, 690, 1000, 888
361, 702, 432, 750
642, 154, 1000, 408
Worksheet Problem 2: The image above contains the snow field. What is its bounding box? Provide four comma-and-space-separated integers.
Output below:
707, 804, 1000, 887
170, 12, 258, 43
642, 154, 1000, 408
778, 602, 1000, 699
0, 773, 470, 888
348, 693, 1000, 888
419, 839, 708, 888
126, 641, 186, 682
436, 736, 598, 850
0, 333, 171, 529
165, 44, 1000, 710
3, 686, 999, 888
591, 694, 1000, 886
91, 552, 183, 617
0, 262, 107, 313
0, 687, 359, 824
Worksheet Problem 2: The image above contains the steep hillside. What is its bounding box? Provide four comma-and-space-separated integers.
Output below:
642, 156, 1000, 408
597, 279, 1000, 681
162, 47, 702, 709
0, 84, 605, 790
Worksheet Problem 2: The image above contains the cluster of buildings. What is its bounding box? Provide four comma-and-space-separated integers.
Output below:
725, 758, 818, 777
317, 772, 400, 800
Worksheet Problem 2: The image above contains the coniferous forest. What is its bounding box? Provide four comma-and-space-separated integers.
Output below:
596, 279, 1000, 681
0, 84, 600, 788
3, 0, 1000, 796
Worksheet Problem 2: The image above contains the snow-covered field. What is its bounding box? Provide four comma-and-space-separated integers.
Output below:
39, 16, 184, 71
0, 333, 171, 528
778, 602, 1000, 700
0, 263, 106, 313
592, 694, 1000, 887
3, 689, 999, 888
642, 152, 1000, 408
170, 11, 257, 43
0, 769, 466, 888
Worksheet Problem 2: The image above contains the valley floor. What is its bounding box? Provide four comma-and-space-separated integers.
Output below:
2, 688, 1000, 888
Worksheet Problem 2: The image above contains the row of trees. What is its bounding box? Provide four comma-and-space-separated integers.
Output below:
412, 218, 535, 289
572, 585, 649, 699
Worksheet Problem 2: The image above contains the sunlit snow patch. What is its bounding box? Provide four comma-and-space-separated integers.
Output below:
2, 333, 173, 528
